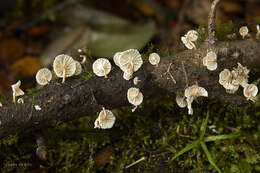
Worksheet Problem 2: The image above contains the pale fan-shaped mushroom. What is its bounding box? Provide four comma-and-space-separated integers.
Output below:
231, 63, 249, 88
123, 72, 133, 80
243, 84, 258, 101
53, 54, 76, 83
149, 53, 160, 66
257, 25, 260, 38
184, 83, 208, 115
176, 95, 187, 108
239, 26, 249, 39
17, 98, 24, 104
92, 58, 111, 78
74, 61, 82, 76
36, 68, 52, 86
186, 30, 198, 42
94, 107, 116, 129
127, 87, 143, 112
181, 36, 195, 50
113, 52, 122, 66
118, 49, 143, 74
11, 80, 25, 103
202, 51, 217, 71
218, 69, 239, 92
34, 105, 41, 111
133, 77, 141, 85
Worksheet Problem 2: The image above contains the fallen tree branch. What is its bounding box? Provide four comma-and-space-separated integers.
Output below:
0, 0, 260, 139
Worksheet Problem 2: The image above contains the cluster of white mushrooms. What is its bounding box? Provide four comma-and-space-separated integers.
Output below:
203, 51, 218, 71
239, 25, 260, 39
219, 63, 258, 100
181, 30, 198, 50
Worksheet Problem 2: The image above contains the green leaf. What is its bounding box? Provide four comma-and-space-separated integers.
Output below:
200, 111, 209, 140
170, 140, 200, 161
204, 134, 239, 142
200, 141, 222, 173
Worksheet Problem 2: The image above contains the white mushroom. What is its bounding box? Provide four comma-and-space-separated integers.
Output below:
79, 55, 86, 64
176, 95, 187, 108
186, 30, 198, 42
231, 63, 249, 88
149, 53, 160, 66
184, 83, 208, 115
243, 84, 258, 101
74, 61, 82, 76
17, 98, 24, 104
36, 68, 52, 86
113, 52, 122, 67
123, 72, 133, 81
133, 77, 141, 85
219, 69, 239, 93
94, 107, 116, 129
53, 54, 76, 83
11, 80, 25, 103
34, 105, 41, 111
0, 102, 3, 107
239, 26, 249, 39
202, 51, 217, 71
181, 30, 198, 50
257, 25, 260, 38
92, 58, 111, 78
181, 36, 195, 50
127, 87, 143, 112
118, 49, 143, 74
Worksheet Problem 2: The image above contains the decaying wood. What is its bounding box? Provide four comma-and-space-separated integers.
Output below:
0, 0, 259, 139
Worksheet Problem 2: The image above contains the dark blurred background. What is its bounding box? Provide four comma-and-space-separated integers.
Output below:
0, 0, 259, 94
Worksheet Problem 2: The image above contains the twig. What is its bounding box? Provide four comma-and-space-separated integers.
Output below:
125, 156, 146, 169
164, 63, 177, 84
207, 0, 221, 44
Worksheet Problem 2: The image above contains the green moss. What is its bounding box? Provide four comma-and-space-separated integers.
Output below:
78, 72, 94, 82
216, 20, 236, 41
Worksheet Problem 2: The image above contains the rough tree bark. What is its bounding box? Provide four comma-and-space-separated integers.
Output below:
0, 0, 259, 139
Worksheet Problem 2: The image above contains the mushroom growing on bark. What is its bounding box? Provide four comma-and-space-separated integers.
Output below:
184, 83, 208, 115
176, 95, 187, 108
219, 69, 239, 93
11, 80, 25, 103
149, 53, 160, 66
127, 87, 143, 112
202, 51, 217, 71
94, 107, 116, 129
243, 84, 258, 101
239, 26, 249, 39
181, 30, 198, 50
231, 63, 249, 88
36, 68, 52, 86
92, 58, 111, 78
53, 54, 76, 83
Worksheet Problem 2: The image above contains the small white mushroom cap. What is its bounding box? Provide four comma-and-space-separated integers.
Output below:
127, 87, 143, 106
243, 84, 258, 101
231, 63, 249, 88
149, 53, 160, 66
202, 51, 217, 71
94, 107, 116, 129
17, 98, 24, 104
34, 105, 41, 111
11, 80, 24, 97
123, 72, 133, 80
92, 58, 111, 78
184, 84, 208, 98
176, 95, 187, 108
219, 69, 232, 86
53, 54, 76, 83
186, 30, 198, 42
133, 77, 141, 85
181, 36, 195, 50
239, 26, 249, 39
118, 49, 143, 73
12, 80, 24, 103
36, 68, 52, 86
113, 52, 122, 66
74, 61, 82, 76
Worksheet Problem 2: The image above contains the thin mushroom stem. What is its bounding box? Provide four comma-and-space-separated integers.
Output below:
102, 107, 107, 119
207, 0, 221, 45
80, 55, 86, 64
62, 69, 66, 83
13, 92, 16, 104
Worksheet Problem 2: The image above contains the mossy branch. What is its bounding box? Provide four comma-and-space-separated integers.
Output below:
0, 0, 260, 139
